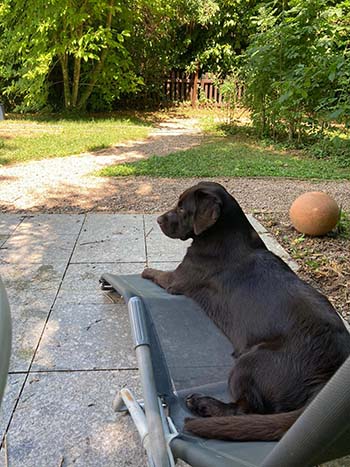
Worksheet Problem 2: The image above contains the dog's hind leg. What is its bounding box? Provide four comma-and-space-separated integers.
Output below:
186, 351, 272, 419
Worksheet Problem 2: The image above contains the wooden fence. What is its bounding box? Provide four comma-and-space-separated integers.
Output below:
164, 71, 224, 104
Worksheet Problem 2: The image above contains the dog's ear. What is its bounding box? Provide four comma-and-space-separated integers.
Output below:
193, 189, 222, 235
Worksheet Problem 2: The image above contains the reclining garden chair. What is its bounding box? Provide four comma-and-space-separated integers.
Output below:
100, 273, 350, 467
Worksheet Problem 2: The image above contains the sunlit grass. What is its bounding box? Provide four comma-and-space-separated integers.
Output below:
0, 115, 151, 166
98, 136, 350, 180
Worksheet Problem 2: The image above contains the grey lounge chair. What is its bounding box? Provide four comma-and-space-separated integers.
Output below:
0, 278, 11, 407
100, 273, 350, 467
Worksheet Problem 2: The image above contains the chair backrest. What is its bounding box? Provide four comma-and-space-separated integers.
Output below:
0, 277, 11, 405
262, 354, 350, 467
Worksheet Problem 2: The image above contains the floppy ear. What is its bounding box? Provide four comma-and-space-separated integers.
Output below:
193, 190, 222, 235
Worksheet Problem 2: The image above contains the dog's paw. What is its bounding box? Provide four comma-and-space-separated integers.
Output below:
186, 393, 216, 417
166, 285, 181, 295
186, 393, 233, 417
141, 268, 156, 280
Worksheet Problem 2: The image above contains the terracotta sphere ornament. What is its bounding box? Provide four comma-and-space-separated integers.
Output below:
289, 192, 340, 236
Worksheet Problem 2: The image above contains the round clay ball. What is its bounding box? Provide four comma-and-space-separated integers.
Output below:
289, 192, 339, 236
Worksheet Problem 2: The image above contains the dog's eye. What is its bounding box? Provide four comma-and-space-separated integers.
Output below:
177, 206, 185, 214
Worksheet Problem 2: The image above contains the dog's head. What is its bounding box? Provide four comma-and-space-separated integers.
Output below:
157, 182, 230, 240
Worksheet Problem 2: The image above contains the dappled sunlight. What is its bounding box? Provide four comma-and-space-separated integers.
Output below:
0, 175, 18, 182
88, 417, 144, 457
0, 231, 74, 263
30, 319, 60, 369
0, 121, 64, 138
135, 182, 153, 196
0, 118, 204, 212
11, 318, 56, 370
0, 218, 76, 371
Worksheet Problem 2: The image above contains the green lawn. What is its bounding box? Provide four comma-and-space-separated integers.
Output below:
97, 137, 350, 180
0, 115, 151, 166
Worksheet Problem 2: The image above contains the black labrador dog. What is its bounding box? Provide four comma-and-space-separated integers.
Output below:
142, 181, 350, 441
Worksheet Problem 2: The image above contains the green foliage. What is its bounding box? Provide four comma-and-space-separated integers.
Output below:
97, 137, 350, 179
0, 0, 142, 111
173, 0, 259, 75
118, 0, 180, 107
336, 210, 350, 239
219, 73, 244, 122
242, 0, 350, 140
309, 131, 350, 167
1, 0, 350, 122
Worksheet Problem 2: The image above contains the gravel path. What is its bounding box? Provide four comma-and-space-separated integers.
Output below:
0, 118, 203, 213
0, 117, 349, 213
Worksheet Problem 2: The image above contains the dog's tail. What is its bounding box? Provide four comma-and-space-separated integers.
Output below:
184, 408, 304, 441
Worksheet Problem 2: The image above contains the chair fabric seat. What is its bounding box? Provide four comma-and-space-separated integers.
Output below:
101, 273, 277, 466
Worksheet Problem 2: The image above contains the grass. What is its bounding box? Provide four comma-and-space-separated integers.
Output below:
98, 136, 350, 180
0, 113, 152, 166
337, 210, 350, 239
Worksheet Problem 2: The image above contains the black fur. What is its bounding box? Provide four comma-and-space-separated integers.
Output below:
142, 182, 350, 440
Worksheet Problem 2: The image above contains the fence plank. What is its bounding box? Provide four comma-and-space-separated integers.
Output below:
163, 71, 243, 106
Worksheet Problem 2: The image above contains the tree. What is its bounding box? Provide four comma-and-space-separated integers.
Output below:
242, 0, 350, 139
0, 0, 141, 111
117, 0, 179, 107
167, 0, 261, 106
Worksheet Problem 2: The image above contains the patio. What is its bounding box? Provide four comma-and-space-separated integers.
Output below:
0, 212, 297, 466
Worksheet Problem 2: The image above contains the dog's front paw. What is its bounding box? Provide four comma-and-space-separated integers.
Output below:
141, 268, 157, 281
166, 284, 182, 295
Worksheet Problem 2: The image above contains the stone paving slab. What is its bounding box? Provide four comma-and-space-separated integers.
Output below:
144, 215, 190, 262
0, 374, 25, 442
0, 371, 146, 467
0, 263, 66, 371
3, 279, 60, 313
246, 214, 268, 234
32, 304, 136, 371
9, 307, 52, 372
148, 261, 181, 270
72, 214, 146, 263
14, 214, 84, 236
55, 262, 144, 306
0, 236, 8, 248
0, 263, 66, 287
0, 234, 77, 265
0, 215, 23, 236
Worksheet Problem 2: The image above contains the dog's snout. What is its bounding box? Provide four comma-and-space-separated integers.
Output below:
156, 209, 184, 239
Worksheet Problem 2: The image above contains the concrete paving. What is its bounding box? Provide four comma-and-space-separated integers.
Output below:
0, 213, 298, 466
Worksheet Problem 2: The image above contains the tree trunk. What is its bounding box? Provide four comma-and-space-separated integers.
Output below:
77, 0, 114, 110
72, 56, 81, 108
261, 96, 266, 137
60, 54, 71, 109
191, 64, 199, 108
71, 24, 83, 108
